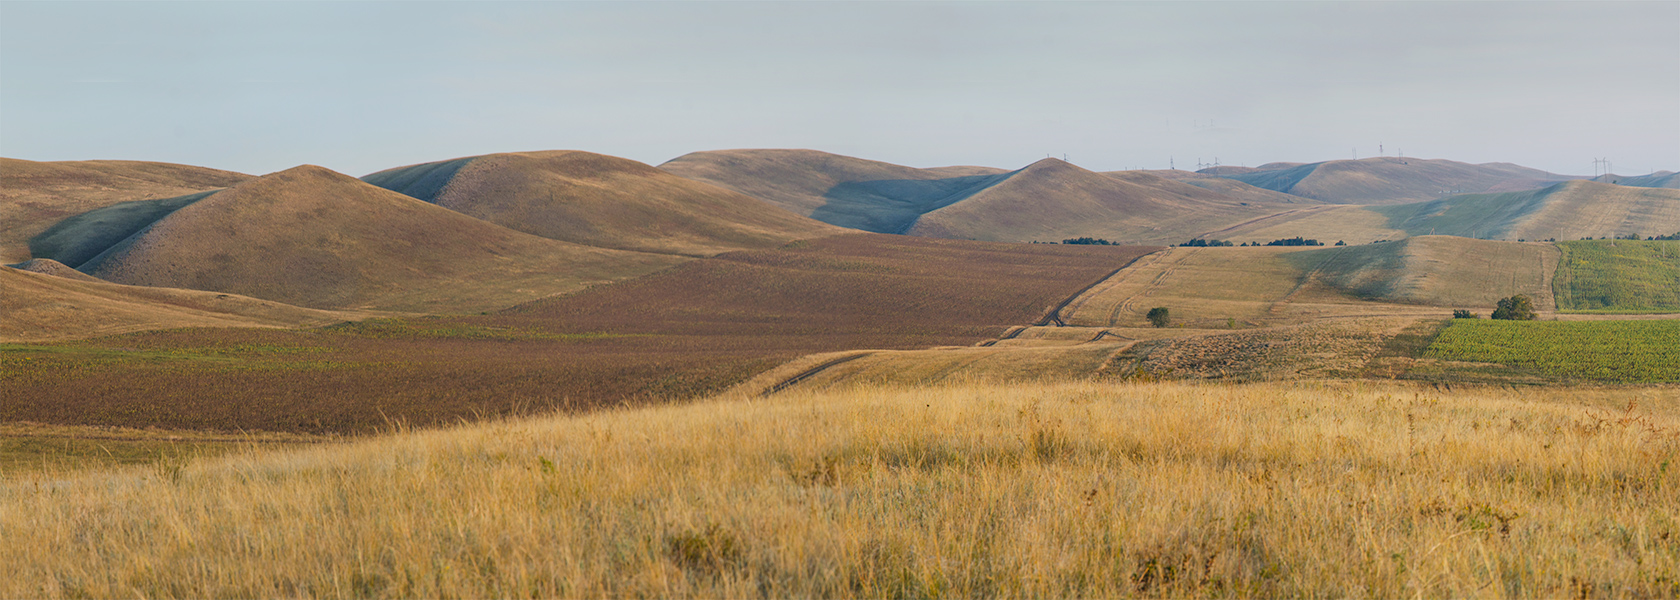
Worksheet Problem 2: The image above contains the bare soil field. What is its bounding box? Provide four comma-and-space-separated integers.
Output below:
0, 234, 1154, 433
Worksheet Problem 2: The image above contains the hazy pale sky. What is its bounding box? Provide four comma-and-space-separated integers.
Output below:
2, 1, 1676, 177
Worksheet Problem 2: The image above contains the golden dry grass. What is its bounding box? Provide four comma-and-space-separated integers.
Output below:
4, 380, 1677, 598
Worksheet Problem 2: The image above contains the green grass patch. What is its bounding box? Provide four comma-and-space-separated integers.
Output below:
1423, 319, 1680, 383
1554, 240, 1680, 313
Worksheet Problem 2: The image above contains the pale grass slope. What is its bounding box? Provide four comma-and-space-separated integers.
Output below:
0, 265, 361, 342
3, 381, 1675, 598
0, 158, 250, 263
1209, 156, 1576, 204
75, 165, 684, 312
364, 150, 840, 256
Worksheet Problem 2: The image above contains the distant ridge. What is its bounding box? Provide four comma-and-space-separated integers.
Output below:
0, 158, 250, 263
70, 165, 683, 311
1205, 156, 1578, 204
364, 150, 838, 256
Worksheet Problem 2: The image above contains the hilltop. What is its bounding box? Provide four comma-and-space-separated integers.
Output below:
0, 158, 250, 263
1, 265, 360, 342
65, 165, 683, 311
1204, 156, 1576, 204
363, 150, 838, 256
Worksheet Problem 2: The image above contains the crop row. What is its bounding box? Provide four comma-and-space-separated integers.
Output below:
1423, 319, 1680, 383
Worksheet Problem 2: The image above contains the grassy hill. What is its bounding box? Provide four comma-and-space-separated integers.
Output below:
906, 159, 1288, 245
4, 380, 1673, 598
658, 148, 1013, 233
1287, 236, 1559, 309
364, 150, 838, 256
1553, 240, 1680, 312
1207, 156, 1576, 204
0, 158, 250, 263
69, 165, 683, 311
1, 265, 360, 342
659, 150, 1305, 243
1373, 180, 1680, 242
1595, 171, 1679, 189
1137, 169, 1321, 205
2, 234, 1155, 433
1209, 181, 1680, 245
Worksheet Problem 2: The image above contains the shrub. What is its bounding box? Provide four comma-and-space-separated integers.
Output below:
1147, 307, 1170, 328
1491, 295, 1537, 321
1452, 309, 1478, 319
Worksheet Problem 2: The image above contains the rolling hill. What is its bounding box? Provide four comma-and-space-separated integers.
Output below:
1210, 180, 1680, 244
904, 159, 1288, 245
1593, 171, 1679, 189
1, 265, 361, 342
658, 148, 1014, 233
62, 165, 684, 311
1204, 156, 1577, 204
661, 150, 1301, 244
1286, 236, 1560, 309
1138, 170, 1322, 205
0, 158, 250, 263
362, 150, 839, 256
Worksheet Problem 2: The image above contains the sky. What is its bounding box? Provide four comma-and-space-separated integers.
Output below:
2, 1, 1676, 178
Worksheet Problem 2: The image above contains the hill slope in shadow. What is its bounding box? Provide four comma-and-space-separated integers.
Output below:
364, 150, 838, 256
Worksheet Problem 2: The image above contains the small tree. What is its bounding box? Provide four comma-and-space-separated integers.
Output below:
1452, 309, 1478, 319
1146, 307, 1171, 328
1490, 295, 1537, 320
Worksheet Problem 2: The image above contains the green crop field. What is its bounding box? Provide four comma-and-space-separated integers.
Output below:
1553, 240, 1680, 313
1423, 319, 1680, 382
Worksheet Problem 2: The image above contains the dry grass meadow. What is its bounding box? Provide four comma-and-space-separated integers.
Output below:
4, 379, 1677, 598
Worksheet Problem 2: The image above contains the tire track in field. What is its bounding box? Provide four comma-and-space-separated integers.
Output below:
759, 352, 874, 396
1058, 249, 1169, 324
1110, 248, 1199, 326
1035, 251, 1156, 328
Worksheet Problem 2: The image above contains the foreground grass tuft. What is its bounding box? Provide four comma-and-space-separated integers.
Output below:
3, 380, 1678, 597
